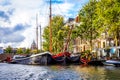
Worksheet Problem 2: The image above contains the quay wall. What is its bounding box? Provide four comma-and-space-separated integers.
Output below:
0, 54, 29, 61
0, 54, 13, 61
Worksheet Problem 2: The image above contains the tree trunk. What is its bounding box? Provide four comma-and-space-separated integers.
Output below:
115, 35, 118, 47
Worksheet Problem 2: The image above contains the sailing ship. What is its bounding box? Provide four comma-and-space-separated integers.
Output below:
52, 52, 81, 65
10, 52, 56, 65
9, 0, 55, 65
9, 0, 81, 65
51, 19, 81, 65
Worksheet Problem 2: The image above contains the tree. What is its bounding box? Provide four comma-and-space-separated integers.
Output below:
30, 49, 38, 54
78, 0, 99, 51
43, 26, 50, 51
96, 0, 120, 46
5, 46, 12, 54
17, 48, 23, 54
24, 48, 30, 54
43, 15, 67, 53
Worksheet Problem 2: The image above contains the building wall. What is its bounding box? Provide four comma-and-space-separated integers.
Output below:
0, 54, 13, 61
73, 36, 115, 53
73, 37, 90, 53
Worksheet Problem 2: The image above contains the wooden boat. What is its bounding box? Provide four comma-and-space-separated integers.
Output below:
69, 55, 81, 64
10, 51, 81, 65
103, 59, 120, 67
10, 52, 55, 65
80, 57, 104, 66
52, 52, 81, 65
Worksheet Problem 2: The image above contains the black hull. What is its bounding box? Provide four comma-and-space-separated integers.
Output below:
53, 55, 81, 65
10, 57, 31, 64
10, 52, 55, 65
88, 60, 104, 66
10, 52, 82, 65
31, 53, 55, 65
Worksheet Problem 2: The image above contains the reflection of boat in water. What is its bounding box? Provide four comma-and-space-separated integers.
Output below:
103, 59, 120, 67
87, 60, 104, 66
10, 52, 55, 65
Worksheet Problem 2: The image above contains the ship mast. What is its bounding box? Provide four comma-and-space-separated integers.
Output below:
63, 24, 74, 52
36, 14, 38, 53
49, 0, 52, 53
39, 24, 42, 51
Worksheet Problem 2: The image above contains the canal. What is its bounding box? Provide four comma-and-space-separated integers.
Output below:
0, 63, 120, 80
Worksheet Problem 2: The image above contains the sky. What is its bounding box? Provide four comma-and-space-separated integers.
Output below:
0, 0, 89, 49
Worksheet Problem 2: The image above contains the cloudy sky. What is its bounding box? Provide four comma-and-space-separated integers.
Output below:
0, 0, 89, 49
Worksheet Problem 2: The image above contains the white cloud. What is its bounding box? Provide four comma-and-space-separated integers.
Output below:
0, 0, 87, 48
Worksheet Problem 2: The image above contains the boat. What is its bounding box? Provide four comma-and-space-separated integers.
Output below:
69, 54, 81, 64
9, 0, 54, 65
10, 51, 80, 65
80, 56, 105, 66
10, 0, 81, 65
10, 55, 31, 64
10, 52, 55, 65
103, 59, 120, 67
50, 15, 82, 65
52, 52, 81, 65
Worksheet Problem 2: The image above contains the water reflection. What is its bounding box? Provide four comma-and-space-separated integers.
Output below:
50, 65, 120, 80
0, 63, 120, 80
104, 66, 120, 80
67, 65, 120, 80
73, 65, 106, 80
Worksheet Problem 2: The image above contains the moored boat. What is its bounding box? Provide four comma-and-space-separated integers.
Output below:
10, 52, 55, 65
52, 52, 81, 65
103, 59, 120, 67
80, 56, 105, 66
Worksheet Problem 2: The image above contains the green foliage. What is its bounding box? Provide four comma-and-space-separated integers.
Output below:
17, 48, 23, 54
96, 0, 120, 46
78, 0, 120, 49
78, 0, 99, 51
5, 46, 12, 53
43, 0, 120, 53
24, 48, 30, 54
43, 26, 50, 51
30, 49, 38, 54
43, 15, 66, 53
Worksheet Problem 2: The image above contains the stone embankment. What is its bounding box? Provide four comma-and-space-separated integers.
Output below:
0, 54, 13, 62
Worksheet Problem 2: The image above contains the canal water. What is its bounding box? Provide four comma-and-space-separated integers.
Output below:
0, 63, 120, 80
